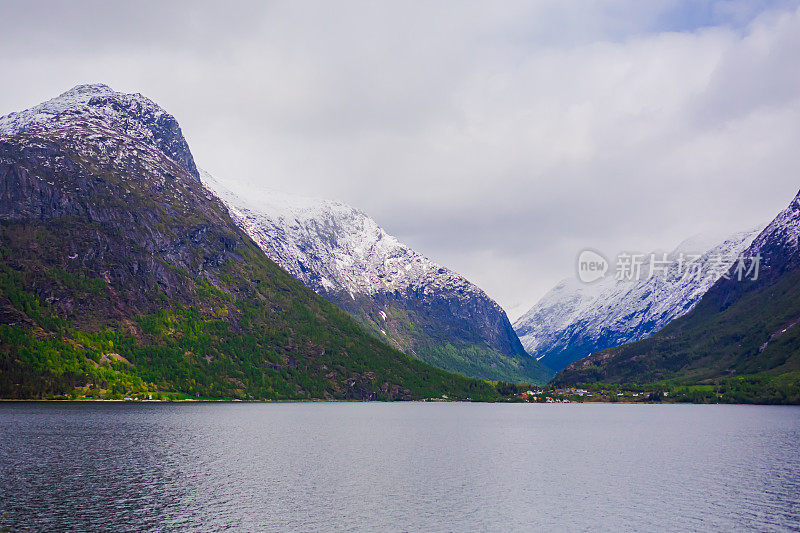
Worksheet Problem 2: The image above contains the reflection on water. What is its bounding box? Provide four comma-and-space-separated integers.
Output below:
1, 402, 799, 532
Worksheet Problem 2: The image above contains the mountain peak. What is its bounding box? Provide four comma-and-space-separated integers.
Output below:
0, 83, 198, 179
0, 83, 119, 134
57, 83, 115, 98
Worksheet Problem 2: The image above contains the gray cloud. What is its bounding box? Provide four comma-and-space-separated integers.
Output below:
1, 0, 799, 318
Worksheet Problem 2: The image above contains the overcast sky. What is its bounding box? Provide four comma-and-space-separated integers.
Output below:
2, 0, 799, 319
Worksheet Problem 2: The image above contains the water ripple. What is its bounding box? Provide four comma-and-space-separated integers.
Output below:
0, 403, 798, 532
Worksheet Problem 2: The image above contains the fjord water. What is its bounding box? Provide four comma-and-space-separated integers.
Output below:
1, 403, 798, 532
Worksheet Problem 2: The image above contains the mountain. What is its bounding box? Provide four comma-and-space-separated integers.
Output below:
0, 84, 501, 401
514, 228, 762, 372
554, 188, 800, 401
0, 83, 199, 179
200, 172, 551, 384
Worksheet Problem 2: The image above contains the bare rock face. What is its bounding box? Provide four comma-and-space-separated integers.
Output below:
201, 171, 551, 383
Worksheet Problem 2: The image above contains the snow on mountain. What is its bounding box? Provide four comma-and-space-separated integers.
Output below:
0, 84, 198, 179
514, 227, 764, 372
0, 84, 112, 134
554, 189, 800, 387
201, 170, 486, 298
201, 170, 551, 383
746, 189, 800, 273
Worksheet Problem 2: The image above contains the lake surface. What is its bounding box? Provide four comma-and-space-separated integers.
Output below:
1, 403, 798, 532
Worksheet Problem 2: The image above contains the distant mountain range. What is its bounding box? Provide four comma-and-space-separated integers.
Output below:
555, 187, 800, 395
514, 228, 762, 372
0, 84, 500, 400
201, 172, 551, 383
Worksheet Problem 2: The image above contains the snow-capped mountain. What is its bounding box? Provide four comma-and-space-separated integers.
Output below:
0, 84, 198, 180
201, 171, 470, 297
514, 227, 763, 372
201, 171, 552, 383
555, 188, 800, 387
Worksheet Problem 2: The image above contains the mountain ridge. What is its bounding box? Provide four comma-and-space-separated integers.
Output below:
200, 170, 552, 383
554, 188, 800, 398
514, 227, 762, 372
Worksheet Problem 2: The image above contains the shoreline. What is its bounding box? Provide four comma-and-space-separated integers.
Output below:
0, 398, 795, 406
